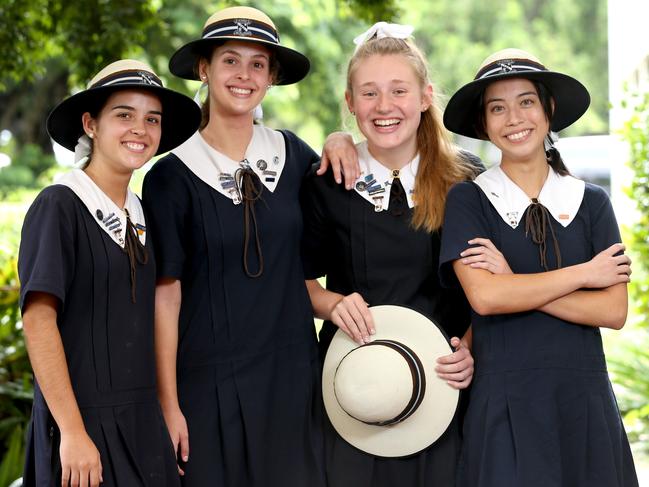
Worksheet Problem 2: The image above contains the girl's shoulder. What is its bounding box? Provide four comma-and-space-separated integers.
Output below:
447, 179, 482, 199
26, 184, 82, 220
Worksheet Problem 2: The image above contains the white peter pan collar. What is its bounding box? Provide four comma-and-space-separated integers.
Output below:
172, 125, 286, 204
56, 169, 146, 247
473, 164, 585, 228
352, 141, 418, 212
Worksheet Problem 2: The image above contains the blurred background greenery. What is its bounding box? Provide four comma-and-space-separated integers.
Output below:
0, 0, 647, 484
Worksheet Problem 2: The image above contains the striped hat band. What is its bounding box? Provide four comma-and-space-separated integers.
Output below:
202, 18, 279, 45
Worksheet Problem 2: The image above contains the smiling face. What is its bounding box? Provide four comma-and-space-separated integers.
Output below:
82, 89, 162, 174
346, 54, 432, 167
199, 40, 273, 119
483, 78, 550, 165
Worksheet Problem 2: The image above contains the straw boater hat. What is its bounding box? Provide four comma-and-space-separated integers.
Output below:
443, 48, 591, 140
47, 59, 201, 155
169, 6, 310, 85
322, 305, 459, 457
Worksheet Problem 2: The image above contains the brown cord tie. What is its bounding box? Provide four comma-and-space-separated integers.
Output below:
123, 209, 148, 303
524, 198, 562, 271
235, 167, 264, 278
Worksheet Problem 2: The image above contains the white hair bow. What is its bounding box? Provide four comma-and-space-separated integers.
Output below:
74, 134, 93, 166
353, 22, 414, 51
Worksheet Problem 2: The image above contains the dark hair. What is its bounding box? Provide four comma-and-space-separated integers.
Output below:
196, 42, 281, 130
474, 78, 570, 176
79, 93, 113, 169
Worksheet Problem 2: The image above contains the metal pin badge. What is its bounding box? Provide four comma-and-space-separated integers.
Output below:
221, 180, 236, 190
96, 209, 104, 220
372, 195, 384, 212
355, 181, 367, 191
256, 159, 268, 171
229, 188, 242, 205
272, 156, 279, 165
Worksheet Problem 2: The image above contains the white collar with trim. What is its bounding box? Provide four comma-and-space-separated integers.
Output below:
352, 141, 418, 212
172, 125, 286, 204
56, 169, 146, 247
473, 164, 585, 228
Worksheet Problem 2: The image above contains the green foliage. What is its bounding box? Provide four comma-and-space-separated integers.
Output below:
609, 343, 649, 451
0, 210, 32, 483
0, 144, 57, 198
0, 0, 53, 91
401, 0, 608, 135
342, 0, 401, 22
608, 89, 649, 453
0, 0, 159, 88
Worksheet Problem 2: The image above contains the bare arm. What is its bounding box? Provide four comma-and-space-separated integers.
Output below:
305, 279, 374, 345
459, 238, 629, 328
539, 284, 628, 329
23, 292, 102, 487
318, 131, 360, 190
452, 242, 630, 316
154, 278, 188, 474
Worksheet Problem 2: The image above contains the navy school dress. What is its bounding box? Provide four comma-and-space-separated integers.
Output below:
439, 167, 639, 487
19, 176, 179, 486
142, 128, 326, 487
300, 142, 474, 487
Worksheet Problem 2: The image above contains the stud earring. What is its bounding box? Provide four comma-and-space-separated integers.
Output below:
87, 133, 94, 139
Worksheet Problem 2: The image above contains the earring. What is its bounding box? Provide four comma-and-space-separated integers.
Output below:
351, 111, 355, 116
87, 133, 94, 139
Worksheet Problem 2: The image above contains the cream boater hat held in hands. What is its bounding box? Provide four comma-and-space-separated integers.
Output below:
322, 305, 459, 457
169, 6, 310, 84
47, 59, 201, 157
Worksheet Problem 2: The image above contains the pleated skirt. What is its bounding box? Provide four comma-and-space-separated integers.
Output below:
23, 397, 179, 487
177, 343, 326, 487
457, 368, 639, 487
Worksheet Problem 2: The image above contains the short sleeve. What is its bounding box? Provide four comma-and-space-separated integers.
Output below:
280, 129, 320, 177
142, 155, 191, 280
585, 183, 622, 255
439, 181, 491, 288
300, 165, 333, 280
18, 186, 77, 312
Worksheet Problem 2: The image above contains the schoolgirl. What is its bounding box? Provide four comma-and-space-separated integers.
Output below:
142, 6, 330, 486
440, 48, 638, 487
19, 59, 200, 486
301, 23, 481, 487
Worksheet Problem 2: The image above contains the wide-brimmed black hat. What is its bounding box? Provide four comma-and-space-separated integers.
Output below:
47, 59, 201, 155
444, 48, 590, 140
169, 6, 310, 85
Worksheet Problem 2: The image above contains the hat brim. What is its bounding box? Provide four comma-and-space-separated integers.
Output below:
322, 305, 459, 458
443, 71, 591, 140
47, 84, 201, 155
169, 37, 310, 85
